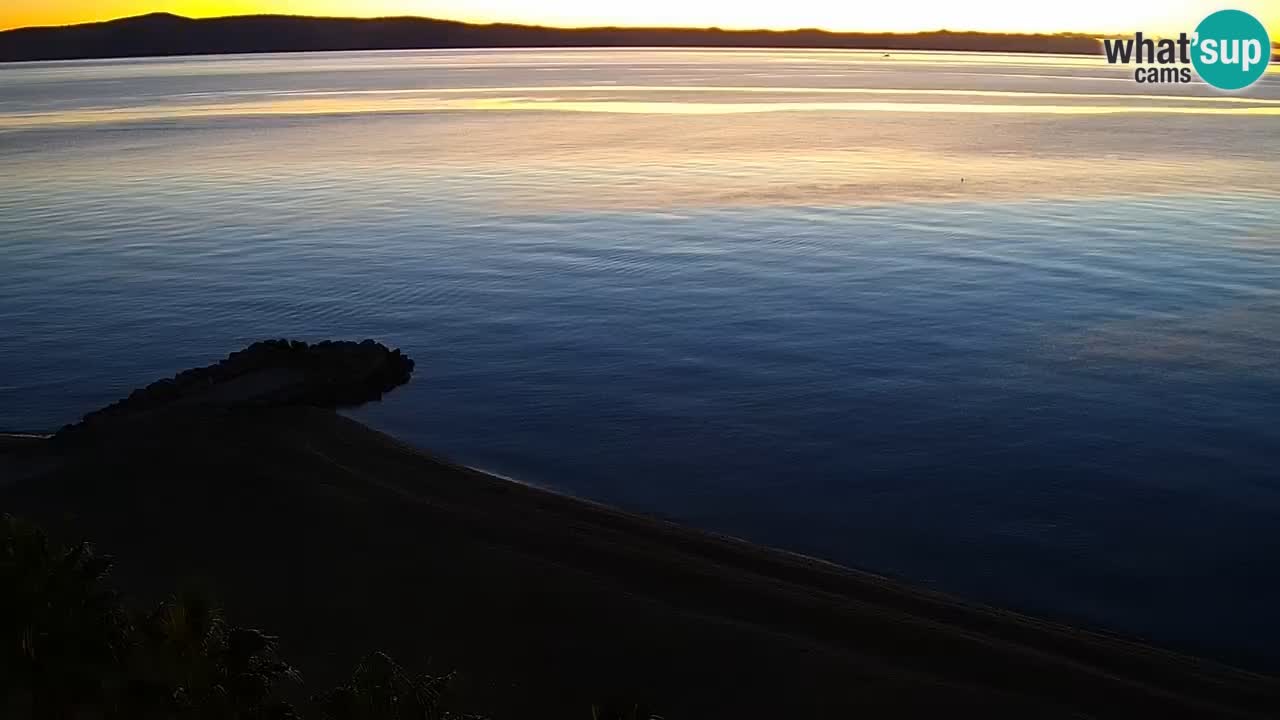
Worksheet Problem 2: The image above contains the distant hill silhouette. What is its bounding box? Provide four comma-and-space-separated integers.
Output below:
0, 12, 1114, 62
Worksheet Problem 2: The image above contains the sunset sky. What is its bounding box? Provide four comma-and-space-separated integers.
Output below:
2, 0, 1278, 35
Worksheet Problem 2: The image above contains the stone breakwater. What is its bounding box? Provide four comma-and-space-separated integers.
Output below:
56, 339, 415, 440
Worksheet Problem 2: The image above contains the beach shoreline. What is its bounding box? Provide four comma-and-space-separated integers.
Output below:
3, 402, 1278, 717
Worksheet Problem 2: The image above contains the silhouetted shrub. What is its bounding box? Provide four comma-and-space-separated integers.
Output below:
312, 652, 455, 720
122, 589, 302, 719
0, 516, 467, 720
3, 516, 666, 719
1, 516, 128, 716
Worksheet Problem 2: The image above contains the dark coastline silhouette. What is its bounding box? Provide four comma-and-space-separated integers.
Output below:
0, 12, 1115, 62
3, 341, 1280, 717
53, 338, 414, 443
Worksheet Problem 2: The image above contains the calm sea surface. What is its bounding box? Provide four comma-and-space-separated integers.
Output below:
2, 48, 1279, 667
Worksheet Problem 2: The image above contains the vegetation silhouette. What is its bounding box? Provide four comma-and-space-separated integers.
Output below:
1, 515, 490, 720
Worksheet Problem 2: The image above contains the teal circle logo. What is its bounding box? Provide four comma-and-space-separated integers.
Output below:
1192, 9, 1271, 90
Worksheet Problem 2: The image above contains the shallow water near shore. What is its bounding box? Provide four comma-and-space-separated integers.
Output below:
1, 48, 1279, 669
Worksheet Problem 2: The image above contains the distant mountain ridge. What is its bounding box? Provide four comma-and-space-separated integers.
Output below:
0, 12, 1113, 62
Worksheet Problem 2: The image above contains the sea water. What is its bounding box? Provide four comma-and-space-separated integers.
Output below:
1, 48, 1278, 667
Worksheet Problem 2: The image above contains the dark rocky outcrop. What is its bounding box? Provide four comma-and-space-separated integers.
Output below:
55, 339, 413, 442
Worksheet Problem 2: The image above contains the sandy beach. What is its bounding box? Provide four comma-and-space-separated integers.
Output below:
3, 398, 1278, 718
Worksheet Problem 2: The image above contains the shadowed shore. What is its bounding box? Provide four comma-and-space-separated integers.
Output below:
2, 343, 1278, 717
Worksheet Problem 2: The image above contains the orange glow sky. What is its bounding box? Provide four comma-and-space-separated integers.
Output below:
3, 0, 1278, 36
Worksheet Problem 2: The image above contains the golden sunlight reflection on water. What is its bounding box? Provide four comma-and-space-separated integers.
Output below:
5, 91, 1280, 130
2, 48, 1276, 211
